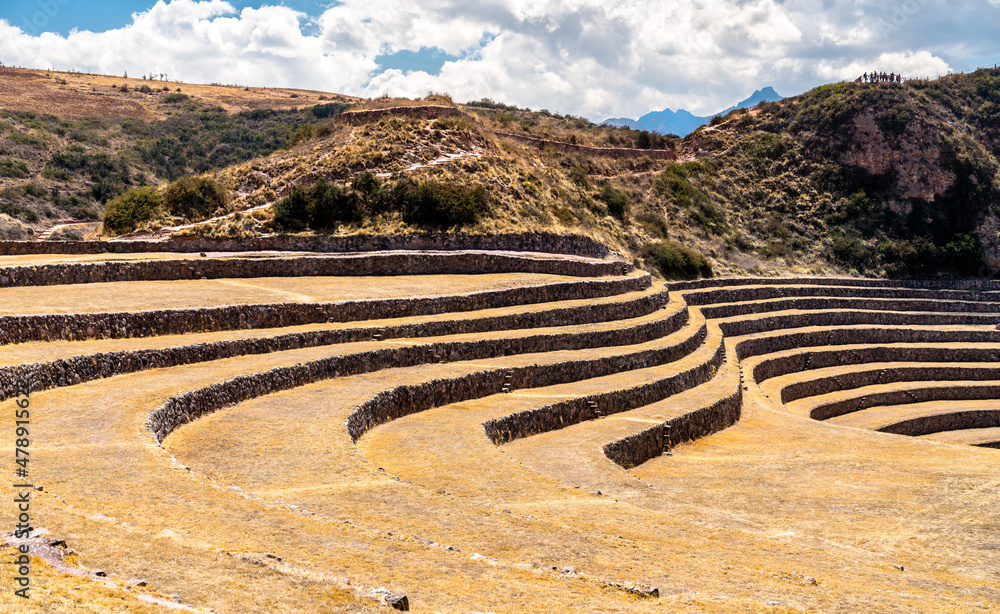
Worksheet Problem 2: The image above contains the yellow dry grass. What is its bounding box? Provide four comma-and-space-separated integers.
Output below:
0, 272, 572, 315
0, 66, 359, 120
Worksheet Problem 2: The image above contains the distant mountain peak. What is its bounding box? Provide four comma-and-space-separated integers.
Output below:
603, 86, 785, 137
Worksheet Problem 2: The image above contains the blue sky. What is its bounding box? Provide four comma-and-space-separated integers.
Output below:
0, 1, 998, 120
2, 1, 325, 35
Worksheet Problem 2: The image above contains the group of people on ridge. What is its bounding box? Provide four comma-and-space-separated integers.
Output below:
857, 71, 902, 84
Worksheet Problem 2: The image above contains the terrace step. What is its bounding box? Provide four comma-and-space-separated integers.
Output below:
827, 400, 1000, 432
921, 426, 1000, 447
782, 377, 1000, 420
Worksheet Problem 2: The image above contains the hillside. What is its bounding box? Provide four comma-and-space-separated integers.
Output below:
688, 70, 1000, 276
2, 66, 1000, 280
0, 66, 354, 239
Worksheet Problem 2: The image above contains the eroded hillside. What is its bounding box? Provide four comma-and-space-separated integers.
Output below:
3, 65, 1000, 279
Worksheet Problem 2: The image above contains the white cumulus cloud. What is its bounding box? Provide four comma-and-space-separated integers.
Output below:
0, 0, 995, 120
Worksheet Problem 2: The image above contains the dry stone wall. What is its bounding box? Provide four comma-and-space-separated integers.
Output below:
0, 232, 612, 259
782, 365, 1000, 407
0, 300, 677, 404
701, 297, 1000, 321
809, 383, 1000, 421
734, 328, 1000, 362
602, 388, 742, 469
0, 252, 631, 288
348, 323, 709, 443
755, 345, 1000, 389
681, 284, 997, 306
481, 333, 723, 445
878, 410, 1000, 436
490, 130, 678, 161
0, 274, 649, 345
670, 276, 1000, 292
720, 310, 1000, 338
151, 315, 698, 443
335, 105, 464, 125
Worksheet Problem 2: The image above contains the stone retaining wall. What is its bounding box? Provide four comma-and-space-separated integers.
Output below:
719, 311, 1000, 338
4, 291, 684, 414
809, 382, 1000, 420
602, 386, 742, 469
878, 410, 1000, 436
0, 274, 649, 345
670, 276, 1000, 292
0, 232, 611, 258
734, 328, 1000, 362
753, 345, 1000, 390
491, 130, 677, 161
0, 251, 631, 288
481, 333, 723, 445
701, 297, 1000, 321
351, 323, 709, 442
150, 318, 705, 443
682, 284, 998, 306
335, 105, 464, 126
782, 364, 1000, 407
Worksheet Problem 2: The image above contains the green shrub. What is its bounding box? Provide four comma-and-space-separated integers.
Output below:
9, 131, 47, 149
641, 240, 713, 279
399, 180, 487, 228
431, 116, 471, 132
352, 171, 378, 197
497, 112, 517, 127
162, 92, 189, 104
942, 233, 984, 275
273, 178, 366, 230
102, 186, 162, 235
689, 201, 726, 235
637, 211, 669, 238
308, 178, 363, 227
878, 236, 939, 277
830, 234, 877, 271
289, 124, 315, 146
597, 183, 629, 220
273, 187, 310, 230
0, 159, 29, 178
163, 176, 228, 220
309, 103, 348, 119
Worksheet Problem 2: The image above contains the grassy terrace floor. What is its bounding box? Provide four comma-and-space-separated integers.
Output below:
0, 272, 574, 314
2, 256, 1000, 613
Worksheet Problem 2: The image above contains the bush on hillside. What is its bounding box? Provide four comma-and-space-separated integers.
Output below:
308, 178, 363, 227
597, 183, 630, 221
102, 186, 162, 235
0, 159, 29, 178
641, 240, 713, 279
399, 180, 487, 228
273, 177, 365, 231
830, 234, 878, 272
273, 187, 310, 230
636, 211, 670, 239
309, 103, 349, 119
163, 176, 228, 220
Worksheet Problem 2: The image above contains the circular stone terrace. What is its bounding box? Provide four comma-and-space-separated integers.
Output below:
1, 236, 999, 613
